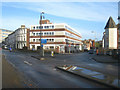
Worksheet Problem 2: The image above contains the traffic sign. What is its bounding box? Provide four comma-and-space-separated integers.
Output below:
41, 39, 47, 44
41, 45, 43, 47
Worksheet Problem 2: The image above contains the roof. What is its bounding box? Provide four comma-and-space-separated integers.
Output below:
117, 24, 120, 30
104, 16, 117, 29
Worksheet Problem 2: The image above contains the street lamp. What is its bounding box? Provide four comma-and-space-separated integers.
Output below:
39, 12, 44, 57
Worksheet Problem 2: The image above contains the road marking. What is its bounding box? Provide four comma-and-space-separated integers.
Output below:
24, 61, 32, 66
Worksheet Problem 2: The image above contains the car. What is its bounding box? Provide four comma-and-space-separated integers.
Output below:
89, 49, 94, 54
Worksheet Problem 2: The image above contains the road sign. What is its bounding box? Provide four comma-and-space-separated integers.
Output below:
41, 45, 43, 47
41, 39, 47, 44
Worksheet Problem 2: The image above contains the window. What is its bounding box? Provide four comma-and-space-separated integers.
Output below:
36, 26, 38, 29
50, 46, 54, 49
52, 32, 54, 35
44, 26, 47, 29
44, 32, 46, 35
39, 26, 43, 29
33, 27, 35, 29
36, 33, 39, 36
33, 39, 35, 42
52, 39, 54, 42
49, 32, 51, 35
36, 39, 39, 42
33, 33, 35, 36
52, 26, 54, 28
47, 39, 54, 42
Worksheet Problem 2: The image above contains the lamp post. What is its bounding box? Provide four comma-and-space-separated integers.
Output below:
91, 31, 97, 48
39, 12, 44, 57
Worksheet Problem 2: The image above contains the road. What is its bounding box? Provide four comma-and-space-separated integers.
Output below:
2, 49, 119, 88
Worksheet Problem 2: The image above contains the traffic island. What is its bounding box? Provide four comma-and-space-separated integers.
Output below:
31, 55, 55, 60
55, 65, 120, 88
31, 55, 46, 60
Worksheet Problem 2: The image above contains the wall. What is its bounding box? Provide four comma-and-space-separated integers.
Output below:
109, 28, 117, 49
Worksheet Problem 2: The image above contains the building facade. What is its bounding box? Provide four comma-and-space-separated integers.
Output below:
117, 16, 120, 49
0, 29, 13, 47
29, 20, 82, 53
102, 16, 118, 54
5, 25, 29, 49
82, 39, 95, 51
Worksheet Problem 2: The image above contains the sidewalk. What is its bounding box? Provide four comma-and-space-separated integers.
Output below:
2, 55, 24, 88
92, 54, 119, 63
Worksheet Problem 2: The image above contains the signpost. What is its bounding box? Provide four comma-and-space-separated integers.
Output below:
41, 39, 47, 56
69, 44, 71, 54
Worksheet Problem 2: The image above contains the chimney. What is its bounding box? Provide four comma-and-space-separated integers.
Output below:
21, 25, 25, 28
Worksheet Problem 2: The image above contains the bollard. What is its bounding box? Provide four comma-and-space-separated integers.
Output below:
51, 51, 54, 57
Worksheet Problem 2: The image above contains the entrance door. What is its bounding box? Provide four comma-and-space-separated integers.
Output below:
32, 45, 35, 50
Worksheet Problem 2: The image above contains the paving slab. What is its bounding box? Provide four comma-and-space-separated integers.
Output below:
92, 55, 119, 63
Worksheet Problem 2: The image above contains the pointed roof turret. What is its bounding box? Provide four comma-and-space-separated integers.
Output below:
104, 16, 117, 29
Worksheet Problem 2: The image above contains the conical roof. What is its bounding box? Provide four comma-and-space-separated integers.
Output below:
104, 16, 117, 29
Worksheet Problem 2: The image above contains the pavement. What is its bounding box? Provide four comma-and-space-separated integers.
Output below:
2, 49, 120, 88
92, 54, 119, 63
2, 55, 24, 88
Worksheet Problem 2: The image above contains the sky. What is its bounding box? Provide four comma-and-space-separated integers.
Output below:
1, 1, 118, 40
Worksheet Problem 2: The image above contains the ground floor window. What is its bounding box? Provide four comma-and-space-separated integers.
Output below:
50, 46, 54, 49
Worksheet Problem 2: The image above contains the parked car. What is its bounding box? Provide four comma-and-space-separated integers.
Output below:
89, 49, 94, 54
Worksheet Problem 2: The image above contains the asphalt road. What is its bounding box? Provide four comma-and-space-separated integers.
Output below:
2, 49, 119, 88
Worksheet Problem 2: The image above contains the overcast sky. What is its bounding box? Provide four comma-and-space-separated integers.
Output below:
1, 1, 118, 40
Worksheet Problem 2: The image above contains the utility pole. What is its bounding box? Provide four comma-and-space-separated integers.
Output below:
39, 12, 44, 57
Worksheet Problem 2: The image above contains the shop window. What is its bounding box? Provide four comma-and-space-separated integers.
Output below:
50, 46, 54, 49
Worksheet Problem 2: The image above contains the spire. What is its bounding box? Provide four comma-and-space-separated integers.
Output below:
104, 16, 117, 29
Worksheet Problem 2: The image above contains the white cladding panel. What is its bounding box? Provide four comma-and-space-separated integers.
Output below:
54, 31, 65, 35
109, 28, 117, 49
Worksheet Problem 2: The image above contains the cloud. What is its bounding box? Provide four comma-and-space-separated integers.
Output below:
75, 27, 103, 40
1, 2, 118, 40
1, 16, 39, 30
2, 2, 118, 22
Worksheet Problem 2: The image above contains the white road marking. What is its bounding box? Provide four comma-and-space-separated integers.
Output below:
24, 61, 32, 66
